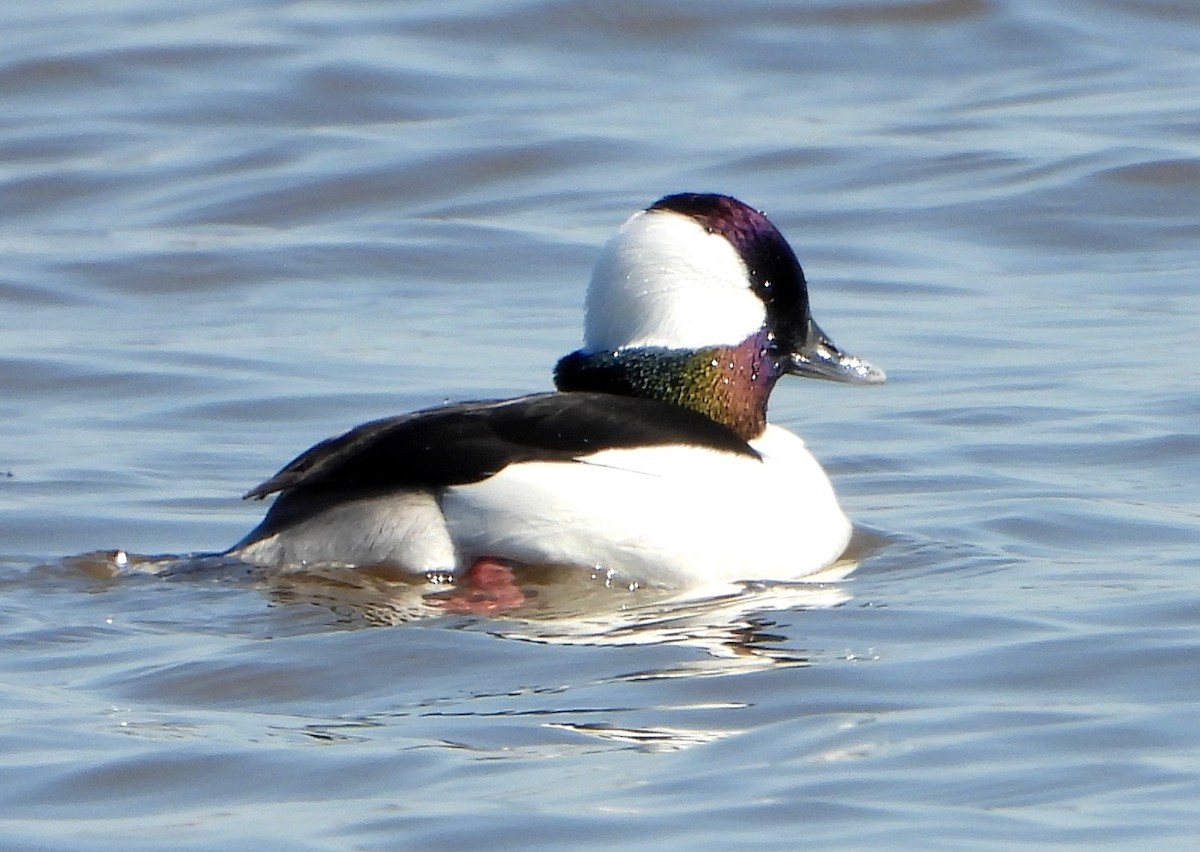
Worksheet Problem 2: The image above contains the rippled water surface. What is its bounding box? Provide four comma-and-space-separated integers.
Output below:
2, 1, 1198, 848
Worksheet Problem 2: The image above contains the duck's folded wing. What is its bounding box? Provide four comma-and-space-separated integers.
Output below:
243, 391, 757, 500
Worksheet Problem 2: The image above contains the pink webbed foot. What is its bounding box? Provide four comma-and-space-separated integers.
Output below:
429, 558, 528, 615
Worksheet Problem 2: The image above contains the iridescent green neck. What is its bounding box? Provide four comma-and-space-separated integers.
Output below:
554, 331, 782, 441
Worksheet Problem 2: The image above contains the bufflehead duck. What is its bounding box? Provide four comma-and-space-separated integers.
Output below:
228, 193, 884, 587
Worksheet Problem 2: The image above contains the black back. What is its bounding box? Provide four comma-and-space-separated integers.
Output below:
244, 391, 759, 501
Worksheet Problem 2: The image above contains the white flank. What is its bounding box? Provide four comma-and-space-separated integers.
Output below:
233, 490, 456, 573
441, 425, 851, 586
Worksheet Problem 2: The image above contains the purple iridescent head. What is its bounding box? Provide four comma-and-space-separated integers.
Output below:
581, 193, 885, 386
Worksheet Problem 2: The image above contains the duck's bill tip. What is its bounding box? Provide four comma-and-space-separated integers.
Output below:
786, 321, 886, 385
788, 350, 887, 385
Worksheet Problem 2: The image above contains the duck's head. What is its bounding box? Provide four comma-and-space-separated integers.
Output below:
555, 193, 885, 439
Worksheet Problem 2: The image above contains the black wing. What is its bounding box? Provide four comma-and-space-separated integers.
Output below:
243, 391, 758, 500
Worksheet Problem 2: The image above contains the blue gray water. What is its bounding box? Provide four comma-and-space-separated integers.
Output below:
2, 0, 1197, 848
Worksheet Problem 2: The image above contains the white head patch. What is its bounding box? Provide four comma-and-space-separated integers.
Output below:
583, 208, 768, 352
